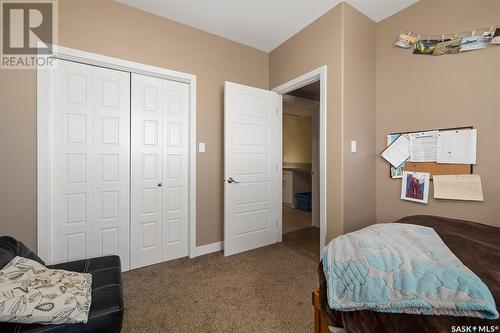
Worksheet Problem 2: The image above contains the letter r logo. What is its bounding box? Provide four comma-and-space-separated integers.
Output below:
1, 1, 54, 54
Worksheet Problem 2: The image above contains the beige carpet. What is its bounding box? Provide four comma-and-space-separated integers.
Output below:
122, 227, 320, 333
283, 207, 312, 234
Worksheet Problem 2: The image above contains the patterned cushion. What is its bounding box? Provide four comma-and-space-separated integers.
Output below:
0, 257, 92, 325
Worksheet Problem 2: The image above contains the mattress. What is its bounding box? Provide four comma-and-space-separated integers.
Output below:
318, 215, 500, 333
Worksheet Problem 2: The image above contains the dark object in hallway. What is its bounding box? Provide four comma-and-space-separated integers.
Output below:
318, 215, 500, 333
295, 192, 312, 211
0, 236, 123, 333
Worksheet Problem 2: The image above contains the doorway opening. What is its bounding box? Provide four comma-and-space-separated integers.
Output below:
273, 66, 327, 257
281, 83, 320, 255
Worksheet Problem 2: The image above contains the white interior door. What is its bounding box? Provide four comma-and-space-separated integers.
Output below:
224, 82, 281, 256
50, 59, 130, 269
131, 74, 189, 269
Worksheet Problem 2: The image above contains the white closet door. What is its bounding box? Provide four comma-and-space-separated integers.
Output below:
131, 74, 189, 269
92, 65, 131, 270
50, 59, 130, 269
130, 74, 164, 268
162, 80, 189, 261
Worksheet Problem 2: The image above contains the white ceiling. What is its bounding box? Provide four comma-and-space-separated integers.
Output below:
117, 0, 417, 52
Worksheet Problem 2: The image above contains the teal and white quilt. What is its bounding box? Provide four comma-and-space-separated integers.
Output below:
322, 223, 499, 319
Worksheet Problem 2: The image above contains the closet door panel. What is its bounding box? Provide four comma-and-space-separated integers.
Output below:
93, 70, 130, 270
131, 74, 164, 269
50, 60, 130, 268
51, 60, 94, 264
162, 80, 189, 261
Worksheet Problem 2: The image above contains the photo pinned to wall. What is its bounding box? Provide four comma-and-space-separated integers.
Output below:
401, 171, 430, 204
433, 38, 462, 56
482, 30, 495, 39
491, 28, 500, 44
387, 134, 404, 178
394, 33, 417, 48
413, 39, 440, 55
460, 36, 488, 52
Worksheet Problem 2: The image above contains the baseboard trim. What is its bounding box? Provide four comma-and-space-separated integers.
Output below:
193, 241, 224, 257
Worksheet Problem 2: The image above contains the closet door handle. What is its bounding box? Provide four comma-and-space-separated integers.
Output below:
157, 182, 163, 187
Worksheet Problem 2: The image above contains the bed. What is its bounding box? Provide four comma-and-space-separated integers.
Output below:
317, 215, 500, 333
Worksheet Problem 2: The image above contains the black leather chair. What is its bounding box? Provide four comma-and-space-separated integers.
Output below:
0, 236, 123, 333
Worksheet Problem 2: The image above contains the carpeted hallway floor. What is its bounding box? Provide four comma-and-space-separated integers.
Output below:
122, 227, 320, 333
282, 207, 312, 234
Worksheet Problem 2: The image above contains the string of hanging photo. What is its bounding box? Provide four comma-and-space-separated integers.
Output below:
394, 26, 500, 55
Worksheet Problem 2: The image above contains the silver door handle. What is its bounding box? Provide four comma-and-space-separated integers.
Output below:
227, 177, 239, 184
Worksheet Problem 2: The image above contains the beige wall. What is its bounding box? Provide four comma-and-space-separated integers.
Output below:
376, 0, 500, 226
0, 0, 269, 249
0, 70, 37, 248
270, 3, 377, 240
342, 4, 377, 233
283, 111, 312, 164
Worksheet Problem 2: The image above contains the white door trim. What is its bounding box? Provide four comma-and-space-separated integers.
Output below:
272, 66, 327, 256
37, 45, 198, 261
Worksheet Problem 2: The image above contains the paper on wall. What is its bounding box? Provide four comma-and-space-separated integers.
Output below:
437, 129, 477, 164
409, 131, 438, 162
433, 174, 484, 201
387, 134, 405, 178
381, 134, 410, 168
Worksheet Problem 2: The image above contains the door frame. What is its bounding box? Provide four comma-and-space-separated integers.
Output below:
37, 45, 198, 263
272, 66, 327, 255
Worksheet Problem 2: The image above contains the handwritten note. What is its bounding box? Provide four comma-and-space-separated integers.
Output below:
433, 174, 483, 201
381, 134, 410, 168
437, 129, 477, 164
